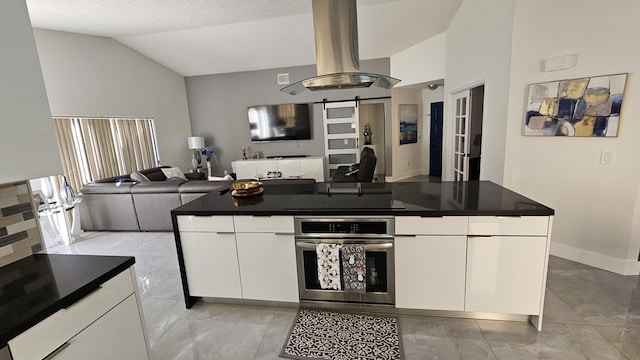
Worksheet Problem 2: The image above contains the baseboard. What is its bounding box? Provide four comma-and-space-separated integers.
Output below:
385, 169, 423, 182
550, 242, 640, 275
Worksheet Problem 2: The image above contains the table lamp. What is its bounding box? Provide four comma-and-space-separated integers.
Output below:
187, 136, 205, 170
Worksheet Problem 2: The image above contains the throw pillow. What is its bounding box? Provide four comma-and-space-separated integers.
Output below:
130, 171, 150, 183
161, 167, 187, 180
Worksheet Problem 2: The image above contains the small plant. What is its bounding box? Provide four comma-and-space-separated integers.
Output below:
201, 147, 213, 161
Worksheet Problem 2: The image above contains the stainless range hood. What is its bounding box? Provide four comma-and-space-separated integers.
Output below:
281, 0, 400, 95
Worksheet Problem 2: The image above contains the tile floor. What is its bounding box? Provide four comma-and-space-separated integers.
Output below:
48, 232, 640, 360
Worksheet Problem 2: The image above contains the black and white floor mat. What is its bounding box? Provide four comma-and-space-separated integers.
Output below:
280, 309, 403, 360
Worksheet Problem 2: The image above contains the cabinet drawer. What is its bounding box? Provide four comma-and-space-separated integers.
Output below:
9, 269, 135, 360
233, 215, 294, 233
176, 215, 234, 233
468, 216, 548, 236
395, 216, 468, 235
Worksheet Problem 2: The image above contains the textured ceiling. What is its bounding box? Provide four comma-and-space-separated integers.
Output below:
26, 0, 462, 77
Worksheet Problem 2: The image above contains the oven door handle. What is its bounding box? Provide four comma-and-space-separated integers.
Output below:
295, 241, 393, 251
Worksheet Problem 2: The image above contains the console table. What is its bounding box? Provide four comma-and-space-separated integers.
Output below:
232, 156, 325, 182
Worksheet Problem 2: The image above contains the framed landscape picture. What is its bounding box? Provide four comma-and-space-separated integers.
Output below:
524, 73, 627, 137
399, 104, 418, 145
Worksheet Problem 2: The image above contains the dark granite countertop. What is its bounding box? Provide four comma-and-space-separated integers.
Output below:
0, 254, 135, 348
171, 181, 554, 217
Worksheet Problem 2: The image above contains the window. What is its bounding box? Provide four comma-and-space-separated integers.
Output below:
52, 117, 159, 191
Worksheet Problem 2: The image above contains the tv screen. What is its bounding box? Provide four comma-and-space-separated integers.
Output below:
248, 103, 311, 142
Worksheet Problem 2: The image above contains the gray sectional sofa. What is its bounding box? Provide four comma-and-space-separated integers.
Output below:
78, 167, 232, 231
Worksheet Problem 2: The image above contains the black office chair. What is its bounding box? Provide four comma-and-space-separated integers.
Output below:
331, 147, 377, 183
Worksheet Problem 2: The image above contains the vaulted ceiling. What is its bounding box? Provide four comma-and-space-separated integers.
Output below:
26, 0, 462, 77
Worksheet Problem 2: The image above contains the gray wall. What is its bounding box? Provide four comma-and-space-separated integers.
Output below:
185, 58, 392, 175
33, 29, 193, 172
0, 0, 61, 183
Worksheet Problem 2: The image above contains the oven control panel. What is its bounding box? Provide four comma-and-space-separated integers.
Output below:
296, 218, 394, 236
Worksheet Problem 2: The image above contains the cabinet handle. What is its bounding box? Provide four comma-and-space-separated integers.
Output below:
252, 215, 272, 217
64, 286, 102, 309
275, 232, 294, 236
394, 234, 417, 237
216, 232, 235, 235
43, 342, 70, 360
468, 235, 492, 239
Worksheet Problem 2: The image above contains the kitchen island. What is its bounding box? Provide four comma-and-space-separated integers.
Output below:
171, 181, 554, 329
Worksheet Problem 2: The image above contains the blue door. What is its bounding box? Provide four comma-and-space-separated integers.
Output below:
429, 102, 444, 177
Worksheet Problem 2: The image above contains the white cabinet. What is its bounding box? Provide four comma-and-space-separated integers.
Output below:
395, 216, 468, 311
468, 216, 548, 236
50, 296, 149, 360
180, 231, 242, 298
232, 157, 325, 182
235, 232, 298, 302
177, 215, 298, 303
9, 268, 149, 360
234, 215, 298, 302
395, 216, 468, 236
395, 235, 466, 311
394, 215, 552, 329
465, 235, 548, 315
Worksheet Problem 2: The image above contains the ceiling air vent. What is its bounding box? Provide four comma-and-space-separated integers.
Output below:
277, 73, 290, 85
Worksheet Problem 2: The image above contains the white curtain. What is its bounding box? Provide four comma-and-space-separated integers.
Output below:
52, 117, 159, 192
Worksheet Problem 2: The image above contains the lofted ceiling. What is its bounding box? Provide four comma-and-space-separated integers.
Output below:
26, 0, 462, 77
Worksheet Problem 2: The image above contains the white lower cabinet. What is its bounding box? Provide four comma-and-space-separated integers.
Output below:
180, 231, 242, 298
235, 233, 298, 302
395, 235, 466, 311
50, 295, 148, 360
8, 268, 149, 360
465, 236, 547, 314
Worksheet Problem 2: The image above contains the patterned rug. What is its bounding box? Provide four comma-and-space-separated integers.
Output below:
280, 309, 403, 360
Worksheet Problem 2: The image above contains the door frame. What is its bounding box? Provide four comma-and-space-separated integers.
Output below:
443, 78, 487, 181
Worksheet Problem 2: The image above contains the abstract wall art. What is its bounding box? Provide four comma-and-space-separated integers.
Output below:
399, 104, 418, 145
524, 73, 627, 136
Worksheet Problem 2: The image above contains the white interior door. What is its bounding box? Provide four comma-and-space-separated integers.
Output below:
452, 91, 471, 181
323, 101, 360, 178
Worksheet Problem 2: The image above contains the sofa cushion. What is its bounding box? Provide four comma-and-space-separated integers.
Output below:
178, 180, 233, 193
80, 182, 135, 194
161, 167, 187, 180
130, 171, 150, 183
130, 181, 183, 193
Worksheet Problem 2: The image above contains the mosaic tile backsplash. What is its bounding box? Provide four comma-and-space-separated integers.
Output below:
0, 181, 43, 267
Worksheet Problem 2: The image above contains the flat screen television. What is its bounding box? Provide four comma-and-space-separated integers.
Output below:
248, 103, 311, 142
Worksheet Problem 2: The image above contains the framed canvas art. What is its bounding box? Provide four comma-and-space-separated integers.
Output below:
524, 73, 627, 136
399, 104, 418, 145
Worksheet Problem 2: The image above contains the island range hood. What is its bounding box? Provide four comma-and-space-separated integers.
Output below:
281, 0, 400, 95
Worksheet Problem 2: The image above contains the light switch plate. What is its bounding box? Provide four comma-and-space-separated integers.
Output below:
600, 150, 614, 165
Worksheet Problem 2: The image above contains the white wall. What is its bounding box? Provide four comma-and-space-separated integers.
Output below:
391, 32, 446, 87
444, 0, 515, 183
388, 88, 423, 181
33, 29, 193, 172
503, 0, 640, 275
421, 87, 445, 174
0, 0, 61, 183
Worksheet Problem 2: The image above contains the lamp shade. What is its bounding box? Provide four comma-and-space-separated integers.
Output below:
187, 136, 205, 149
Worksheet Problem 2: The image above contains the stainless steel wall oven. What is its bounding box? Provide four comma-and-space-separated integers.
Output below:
294, 217, 395, 305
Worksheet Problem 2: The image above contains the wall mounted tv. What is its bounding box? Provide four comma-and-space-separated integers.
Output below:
248, 103, 311, 142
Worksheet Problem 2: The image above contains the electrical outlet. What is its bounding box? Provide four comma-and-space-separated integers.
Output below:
600, 150, 614, 166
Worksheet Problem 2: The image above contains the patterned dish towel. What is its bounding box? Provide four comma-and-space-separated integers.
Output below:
342, 244, 366, 292
316, 244, 341, 290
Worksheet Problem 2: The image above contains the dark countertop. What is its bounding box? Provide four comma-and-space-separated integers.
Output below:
0, 254, 135, 348
171, 181, 554, 217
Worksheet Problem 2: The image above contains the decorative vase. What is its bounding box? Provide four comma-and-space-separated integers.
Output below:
60, 176, 75, 205
41, 177, 54, 201
207, 160, 212, 177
